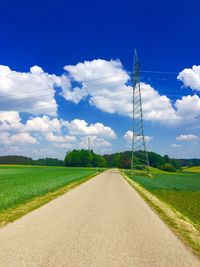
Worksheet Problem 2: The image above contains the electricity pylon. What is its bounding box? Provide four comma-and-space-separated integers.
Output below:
131, 49, 151, 176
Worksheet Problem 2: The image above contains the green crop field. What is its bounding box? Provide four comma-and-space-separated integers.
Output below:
126, 168, 200, 228
0, 165, 97, 212
184, 166, 200, 173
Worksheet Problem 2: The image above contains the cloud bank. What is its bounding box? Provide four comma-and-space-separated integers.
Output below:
0, 111, 116, 156
1, 61, 200, 126
176, 134, 198, 141
61, 60, 200, 125
0, 60, 200, 158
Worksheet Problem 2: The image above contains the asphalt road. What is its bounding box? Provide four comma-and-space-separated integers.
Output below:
0, 170, 199, 266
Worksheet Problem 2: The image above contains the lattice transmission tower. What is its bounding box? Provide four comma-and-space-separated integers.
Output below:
131, 49, 151, 176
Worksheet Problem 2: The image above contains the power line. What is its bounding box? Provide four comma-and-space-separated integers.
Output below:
0, 88, 56, 99
0, 80, 127, 105
0, 78, 127, 101
0, 75, 124, 99
0, 103, 58, 114
0, 93, 56, 105
0, 71, 199, 100
0, 92, 197, 116
140, 70, 178, 75
0, 72, 199, 107
1, 81, 198, 102
0, 93, 198, 116
79, 74, 126, 83
0, 88, 199, 107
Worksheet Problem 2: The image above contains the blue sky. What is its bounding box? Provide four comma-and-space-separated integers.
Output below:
0, 0, 200, 159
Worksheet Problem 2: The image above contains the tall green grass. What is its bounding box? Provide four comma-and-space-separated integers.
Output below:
129, 171, 200, 191
0, 165, 97, 211
126, 169, 200, 227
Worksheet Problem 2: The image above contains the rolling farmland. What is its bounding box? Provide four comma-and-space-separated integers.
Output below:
0, 165, 98, 225
126, 168, 200, 229
0, 165, 97, 211
185, 166, 200, 173
0, 170, 199, 266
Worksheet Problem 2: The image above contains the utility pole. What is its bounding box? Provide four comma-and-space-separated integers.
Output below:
131, 49, 151, 176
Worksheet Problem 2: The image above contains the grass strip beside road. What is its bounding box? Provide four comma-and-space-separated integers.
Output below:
0, 167, 102, 227
121, 171, 200, 257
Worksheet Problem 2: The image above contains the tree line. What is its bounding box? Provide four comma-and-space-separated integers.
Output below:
0, 152, 199, 171
64, 150, 194, 172
64, 150, 106, 167
103, 151, 182, 171
0, 155, 64, 166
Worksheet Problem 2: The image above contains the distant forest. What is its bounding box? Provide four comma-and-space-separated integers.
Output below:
0, 151, 199, 171
0, 156, 64, 166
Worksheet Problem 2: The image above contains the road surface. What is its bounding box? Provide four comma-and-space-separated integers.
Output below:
0, 170, 199, 266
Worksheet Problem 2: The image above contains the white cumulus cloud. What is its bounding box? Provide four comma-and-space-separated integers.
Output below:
62, 59, 131, 116
79, 136, 112, 150
0, 110, 115, 156
63, 119, 116, 139
176, 134, 199, 141
60, 59, 200, 126
0, 111, 23, 131
1, 61, 200, 127
25, 116, 61, 133
171, 144, 181, 148
124, 130, 152, 143
141, 83, 179, 123
0, 65, 62, 115
174, 95, 200, 124
62, 59, 178, 123
177, 65, 200, 91
0, 132, 37, 145
45, 132, 76, 143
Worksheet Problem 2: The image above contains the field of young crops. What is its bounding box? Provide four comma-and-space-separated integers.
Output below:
0, 165, 97, 212
185, 166, 200, 173
126, 168, 200, 227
